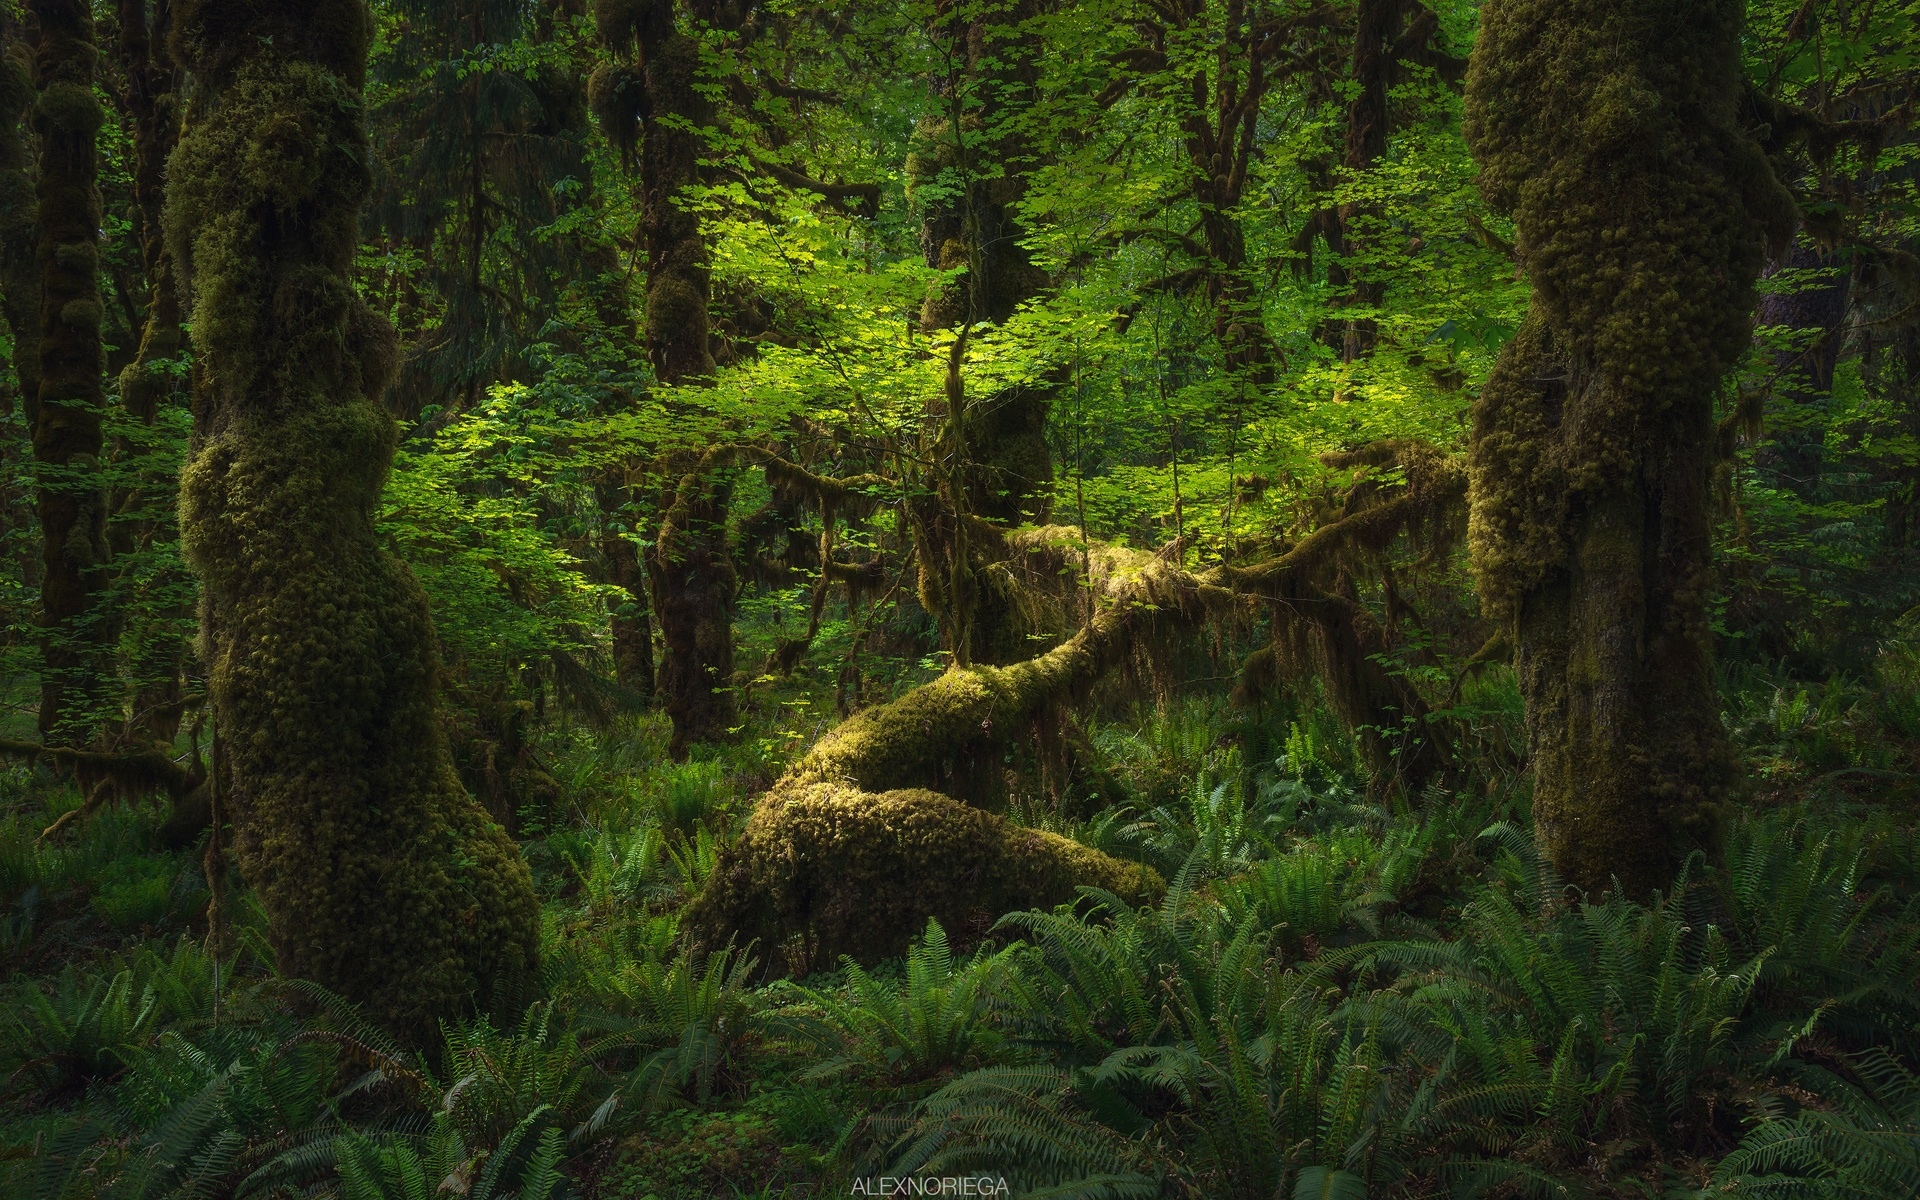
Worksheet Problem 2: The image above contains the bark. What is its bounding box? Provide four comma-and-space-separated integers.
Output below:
597, 473, 656, 697
30, 0, 111, 747
0, 30, 36, 421
1464, 0, 1795, 897
0, 32, 37, 600
1315, 1, 1460, 360
1327, 0, 1395, 360
649, 449, 738, 758
168, 0, 538, 1039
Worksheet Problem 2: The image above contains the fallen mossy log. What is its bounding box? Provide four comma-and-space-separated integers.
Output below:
691, 782, 1160, 972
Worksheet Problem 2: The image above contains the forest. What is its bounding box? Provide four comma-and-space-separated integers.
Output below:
0, 0, 1917, 1196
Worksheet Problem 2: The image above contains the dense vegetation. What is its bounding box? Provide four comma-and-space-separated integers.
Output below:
1, 0, 1917, 1196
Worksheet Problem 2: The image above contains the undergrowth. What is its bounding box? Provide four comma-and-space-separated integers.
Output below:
1, 662, 1916, 1200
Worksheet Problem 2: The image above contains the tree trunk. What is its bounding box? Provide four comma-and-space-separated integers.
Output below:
913, 1, 1054, 528
597, 474, 655, 697
1464, 0, 1794, 896
0, 31, 39, 601
30, 0, 111, 748
168, 0, 538, 1038
114, 0, 190, 745
0, 30, 36, 421
633, 21, 736, 759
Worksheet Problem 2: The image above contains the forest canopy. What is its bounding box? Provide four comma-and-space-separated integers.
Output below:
1, 0, 1918, 1197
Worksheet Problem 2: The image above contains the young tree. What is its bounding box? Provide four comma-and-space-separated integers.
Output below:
1464, 0, 1795, 895
168, 0, 539, 1036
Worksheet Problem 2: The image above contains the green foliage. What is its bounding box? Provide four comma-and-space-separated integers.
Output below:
6, 965, 157, 1099
786, 918, 1017, 1085
593, 940, 760, 1109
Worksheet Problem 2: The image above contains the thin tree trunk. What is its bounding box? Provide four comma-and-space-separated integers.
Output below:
1754, 239, 1850, 495
632, 17, 736, 759
113, 0, 189, 745
30, 0, 110, 748
597, 473, 655, 697
169, 0, 538, 1039
0, 30, 39, 602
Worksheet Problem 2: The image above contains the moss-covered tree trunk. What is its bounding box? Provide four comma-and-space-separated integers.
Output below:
1464, 0, 1794, 896
168, 0, 538, 1037
590, 0, 736, 757
30, 0, 111, 747
913, 0, 1053, 529
630, 11, 736, 759
597, 470, 656, 697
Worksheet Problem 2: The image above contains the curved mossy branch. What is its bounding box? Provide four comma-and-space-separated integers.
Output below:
167, 0, 539, 1040
686, 543, 1218, 965
690, 440, 1472, 964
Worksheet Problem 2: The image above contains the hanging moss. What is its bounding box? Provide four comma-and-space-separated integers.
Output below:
167, 0, 538, 1039
1464, 0, 1794, 896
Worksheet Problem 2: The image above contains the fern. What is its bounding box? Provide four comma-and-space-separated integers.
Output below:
785, 918, 1017, 1084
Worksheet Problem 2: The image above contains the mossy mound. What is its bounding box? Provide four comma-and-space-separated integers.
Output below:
687, 782, 1162, 970
688, 547, 1204, 968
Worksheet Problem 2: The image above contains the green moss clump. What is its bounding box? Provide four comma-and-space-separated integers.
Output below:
33, 80, 100, 136
687, 783, 1162, 970
168, 0, 538, 1039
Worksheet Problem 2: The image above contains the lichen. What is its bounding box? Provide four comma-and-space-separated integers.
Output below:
168, 0, 538, 1038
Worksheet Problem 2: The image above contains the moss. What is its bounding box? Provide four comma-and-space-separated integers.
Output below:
586, 62, 645, 164
34, 79, 101, 136
688, 783, 1163, 970
1463, 0, 1790, 895
168, 0, 538, 1039
170, 0, 371, 91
